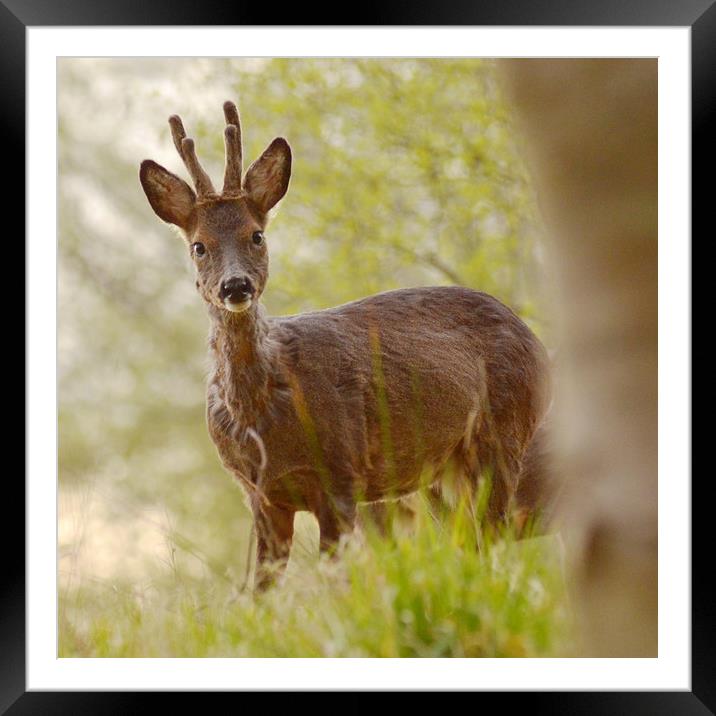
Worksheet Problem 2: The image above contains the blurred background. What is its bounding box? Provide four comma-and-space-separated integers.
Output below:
59, 58, 551, 610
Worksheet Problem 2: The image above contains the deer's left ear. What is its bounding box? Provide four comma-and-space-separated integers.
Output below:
244, 138, 292, 214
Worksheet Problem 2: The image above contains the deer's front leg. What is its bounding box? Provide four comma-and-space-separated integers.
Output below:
253, 503, 295, 591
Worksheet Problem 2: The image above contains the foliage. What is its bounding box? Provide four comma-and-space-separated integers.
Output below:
60, 500, 573, 658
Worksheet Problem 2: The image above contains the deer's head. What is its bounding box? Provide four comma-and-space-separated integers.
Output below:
140, 102, 291, 314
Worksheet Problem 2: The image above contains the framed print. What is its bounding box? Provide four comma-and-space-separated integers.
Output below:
9, 0, 705, 711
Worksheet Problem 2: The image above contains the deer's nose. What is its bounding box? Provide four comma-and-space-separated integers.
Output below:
220, 276, 255, 303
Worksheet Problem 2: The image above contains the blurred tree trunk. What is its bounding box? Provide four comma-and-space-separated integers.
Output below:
498, 59, 658, 657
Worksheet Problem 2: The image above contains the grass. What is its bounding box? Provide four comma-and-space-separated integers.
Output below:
59, 495, 574, 658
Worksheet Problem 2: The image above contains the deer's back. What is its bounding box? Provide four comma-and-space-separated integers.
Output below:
268, 286, 549, 502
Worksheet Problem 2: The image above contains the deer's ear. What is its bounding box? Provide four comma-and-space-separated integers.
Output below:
140, 160, 196, 230
243, 138, 292, 213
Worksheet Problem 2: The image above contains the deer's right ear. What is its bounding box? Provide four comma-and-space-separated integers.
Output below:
140, 160, 197, 231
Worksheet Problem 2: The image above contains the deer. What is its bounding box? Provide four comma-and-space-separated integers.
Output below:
139, 101, 551, 590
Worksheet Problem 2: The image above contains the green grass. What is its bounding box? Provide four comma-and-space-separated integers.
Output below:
59, 497, 574, 658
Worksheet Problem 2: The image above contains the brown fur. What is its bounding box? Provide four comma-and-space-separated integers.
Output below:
140, 102, 551, 589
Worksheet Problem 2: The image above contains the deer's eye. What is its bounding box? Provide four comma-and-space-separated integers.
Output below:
252, 231, 264, 246
192, 242, 206, 257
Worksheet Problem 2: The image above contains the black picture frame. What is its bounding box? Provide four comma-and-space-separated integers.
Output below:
8, 0, 704, 712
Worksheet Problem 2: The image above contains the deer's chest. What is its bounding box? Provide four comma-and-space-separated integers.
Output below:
205, 373, 298, 484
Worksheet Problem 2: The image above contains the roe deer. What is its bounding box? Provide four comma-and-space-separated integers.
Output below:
140, 102, 551, 589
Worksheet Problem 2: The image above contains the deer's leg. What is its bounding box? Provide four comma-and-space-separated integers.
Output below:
316, 494, 356, 555
357, 501, 390, 537
463, 438, 521, 529
253, 503, 295, 592
485, 470, 514, 525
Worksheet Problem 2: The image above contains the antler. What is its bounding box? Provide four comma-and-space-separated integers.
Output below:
168, 102, 244, 200
168, 114, 216, 199
222, 100, 243, 196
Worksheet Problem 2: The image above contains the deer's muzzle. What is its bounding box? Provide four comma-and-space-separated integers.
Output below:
220, 276, 255, 313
